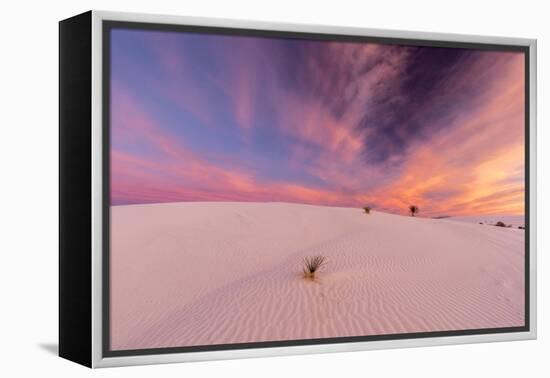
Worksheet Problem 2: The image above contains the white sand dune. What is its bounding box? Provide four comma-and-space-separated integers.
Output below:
446, 215, 525, 228
110, 202, 525, 350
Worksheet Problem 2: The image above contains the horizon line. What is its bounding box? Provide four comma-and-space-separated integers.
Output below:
109, 199, 525, 218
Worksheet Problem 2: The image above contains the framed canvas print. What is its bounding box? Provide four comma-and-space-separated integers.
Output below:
59, 10, 537, 368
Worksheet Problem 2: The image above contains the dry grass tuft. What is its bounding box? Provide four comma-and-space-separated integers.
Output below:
302, 255, 327, 280
408, 205, 419, 217
363, 206, 371, 214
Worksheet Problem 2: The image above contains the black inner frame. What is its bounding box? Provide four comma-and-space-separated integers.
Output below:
102, 20, 530, 358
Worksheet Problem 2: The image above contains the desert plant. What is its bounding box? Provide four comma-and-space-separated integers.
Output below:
495, 221, 507, 227
302, 255, 327, 280
408, 205, 419, 217
519, 225, 525, 230
363, 206, 371, 214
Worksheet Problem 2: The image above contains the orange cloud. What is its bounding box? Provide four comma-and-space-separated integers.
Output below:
111, 35, 525, 218
355, 53, 525, 216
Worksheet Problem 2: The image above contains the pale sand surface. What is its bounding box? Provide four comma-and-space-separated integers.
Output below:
110, 202, 525, 350
447, 215, 525, 228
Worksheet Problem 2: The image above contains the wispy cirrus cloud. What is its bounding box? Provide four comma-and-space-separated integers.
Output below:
110, 29, 525, 216
111, 82, 358, 206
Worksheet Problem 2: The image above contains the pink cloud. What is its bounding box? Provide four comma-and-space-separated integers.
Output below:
111, 82, 359, 206
355, 53, 525, 216
111, 34, 525, 217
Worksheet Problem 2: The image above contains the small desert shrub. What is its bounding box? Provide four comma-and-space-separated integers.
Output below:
363, 206, 371, 214
408, 205, 419, 217
479, 222, 484, 225
519, 225, 525, 230
495, 221, 507, 227
302, 255, 327, 280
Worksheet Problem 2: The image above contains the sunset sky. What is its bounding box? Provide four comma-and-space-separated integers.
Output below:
110, 28, 525, 217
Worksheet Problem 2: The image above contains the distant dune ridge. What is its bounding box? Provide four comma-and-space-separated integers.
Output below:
110, 202, 525, 350
447, 215, 525, 228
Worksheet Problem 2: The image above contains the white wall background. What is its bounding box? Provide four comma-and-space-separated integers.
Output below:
0, 0, 547, 376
